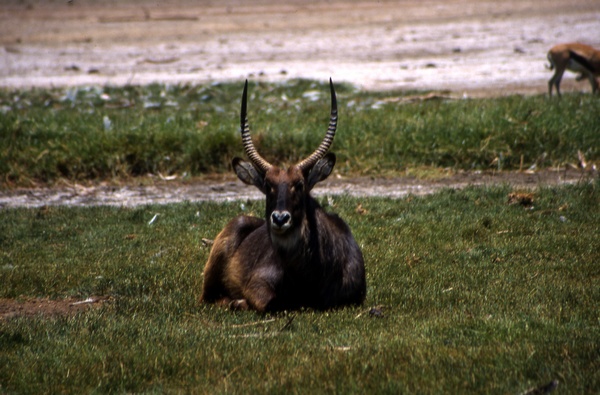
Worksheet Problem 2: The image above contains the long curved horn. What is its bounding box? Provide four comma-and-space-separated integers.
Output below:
297, 78, 338, 172
240, 80, 272, 173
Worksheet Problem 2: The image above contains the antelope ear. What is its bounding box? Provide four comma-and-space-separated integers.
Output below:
306, 152, 336, 190
233, 158, 265, 191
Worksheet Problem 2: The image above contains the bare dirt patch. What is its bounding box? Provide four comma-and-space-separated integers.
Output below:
0, 168, 591, 208
0, 297, 108, 321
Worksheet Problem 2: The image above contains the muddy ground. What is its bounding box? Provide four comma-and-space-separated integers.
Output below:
1, 0, 599, 316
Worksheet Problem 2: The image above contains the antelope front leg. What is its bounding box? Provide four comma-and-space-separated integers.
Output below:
243, 267, 280, 312
244, 280, 277, 312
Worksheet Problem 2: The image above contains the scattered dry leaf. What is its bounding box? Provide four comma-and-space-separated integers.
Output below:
355, 203, 367, 215
508, 192, 534, 206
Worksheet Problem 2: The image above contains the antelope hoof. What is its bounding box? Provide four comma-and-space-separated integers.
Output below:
229, 299, 250, 310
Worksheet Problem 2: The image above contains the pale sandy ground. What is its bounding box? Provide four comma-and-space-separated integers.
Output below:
0, 0, 598, 207
1, 0, 600, 96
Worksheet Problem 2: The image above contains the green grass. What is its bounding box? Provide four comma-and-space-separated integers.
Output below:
1, 81, 598, 393
1, 183, 598, 394
1, 81, 599, 186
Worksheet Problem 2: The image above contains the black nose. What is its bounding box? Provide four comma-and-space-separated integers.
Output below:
271, 211, 291, 228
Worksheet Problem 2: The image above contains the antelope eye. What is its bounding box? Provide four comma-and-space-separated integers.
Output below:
265, 182, 276, 194
293, 181, 304, 191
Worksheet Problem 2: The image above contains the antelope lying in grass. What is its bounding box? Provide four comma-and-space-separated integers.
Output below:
200, 79, 366, 312
547, 43, 600, 96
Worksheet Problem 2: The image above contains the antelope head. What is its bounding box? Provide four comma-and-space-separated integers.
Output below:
232, 80, 338, 243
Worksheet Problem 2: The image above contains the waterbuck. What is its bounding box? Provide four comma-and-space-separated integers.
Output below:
547, 43, 600, 97
200, 79, 366, 312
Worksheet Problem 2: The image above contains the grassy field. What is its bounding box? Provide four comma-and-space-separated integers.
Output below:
0, 81, 599, 393
1, 80, 599, 186
1, 183, 599, 394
